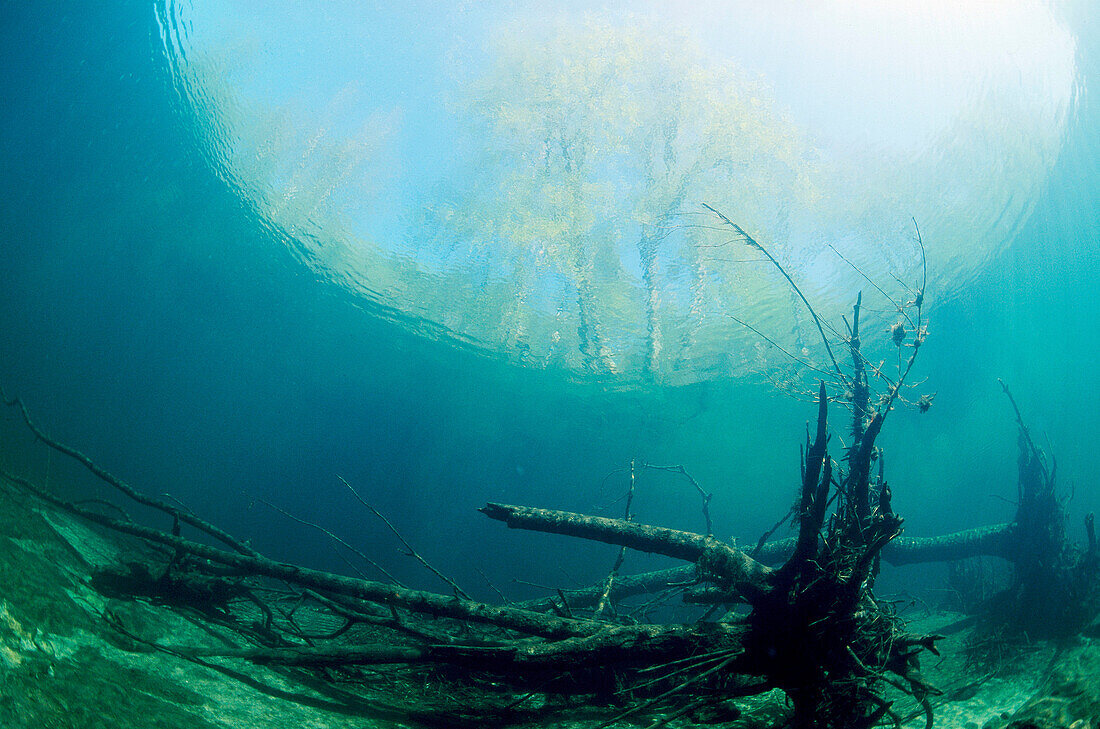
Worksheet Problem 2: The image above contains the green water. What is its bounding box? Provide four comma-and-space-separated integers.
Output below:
1, 0, 1097, 618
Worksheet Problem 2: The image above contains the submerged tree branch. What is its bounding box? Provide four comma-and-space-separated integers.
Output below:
480, 503, 773, 600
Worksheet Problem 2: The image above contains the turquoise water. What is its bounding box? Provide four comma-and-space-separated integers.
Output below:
1, 0, 1098, 608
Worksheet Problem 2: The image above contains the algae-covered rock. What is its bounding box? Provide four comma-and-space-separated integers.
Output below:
0, 484, 396, 729
1003, 640, 1100, 729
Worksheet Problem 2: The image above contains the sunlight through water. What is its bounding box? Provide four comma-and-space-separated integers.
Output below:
159, 0, 1080, 385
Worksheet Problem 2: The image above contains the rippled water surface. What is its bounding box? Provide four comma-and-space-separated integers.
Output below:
161, 0, 1081, 384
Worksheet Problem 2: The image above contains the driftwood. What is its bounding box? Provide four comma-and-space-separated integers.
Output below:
518, 523, 1019, 613
2, 381, 931, 727
3, 214, 1092, 727
971, 381, 1100, 639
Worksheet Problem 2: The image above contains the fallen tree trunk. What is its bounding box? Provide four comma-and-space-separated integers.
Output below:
520, 523, 1018, 612
518, 565, 691, 612
0, 235, 988, 727
2, 469, 600, 640
886, 523, 1015, 566
0, 382, 936, 727
480, 502, 774, 599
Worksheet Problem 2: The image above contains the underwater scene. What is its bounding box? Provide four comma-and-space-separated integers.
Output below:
2, 1, 1099, 727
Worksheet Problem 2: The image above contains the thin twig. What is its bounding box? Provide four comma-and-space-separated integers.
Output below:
703, 203, 848, 386
258, 497, 404, 586
827, 244, 913, 329
336, 475, 472, 600
596, 652, 740, 728
595, 460, 636, 618
640, 463, 713, 536
0, 386, 261, 558
726, 314, 836, 378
